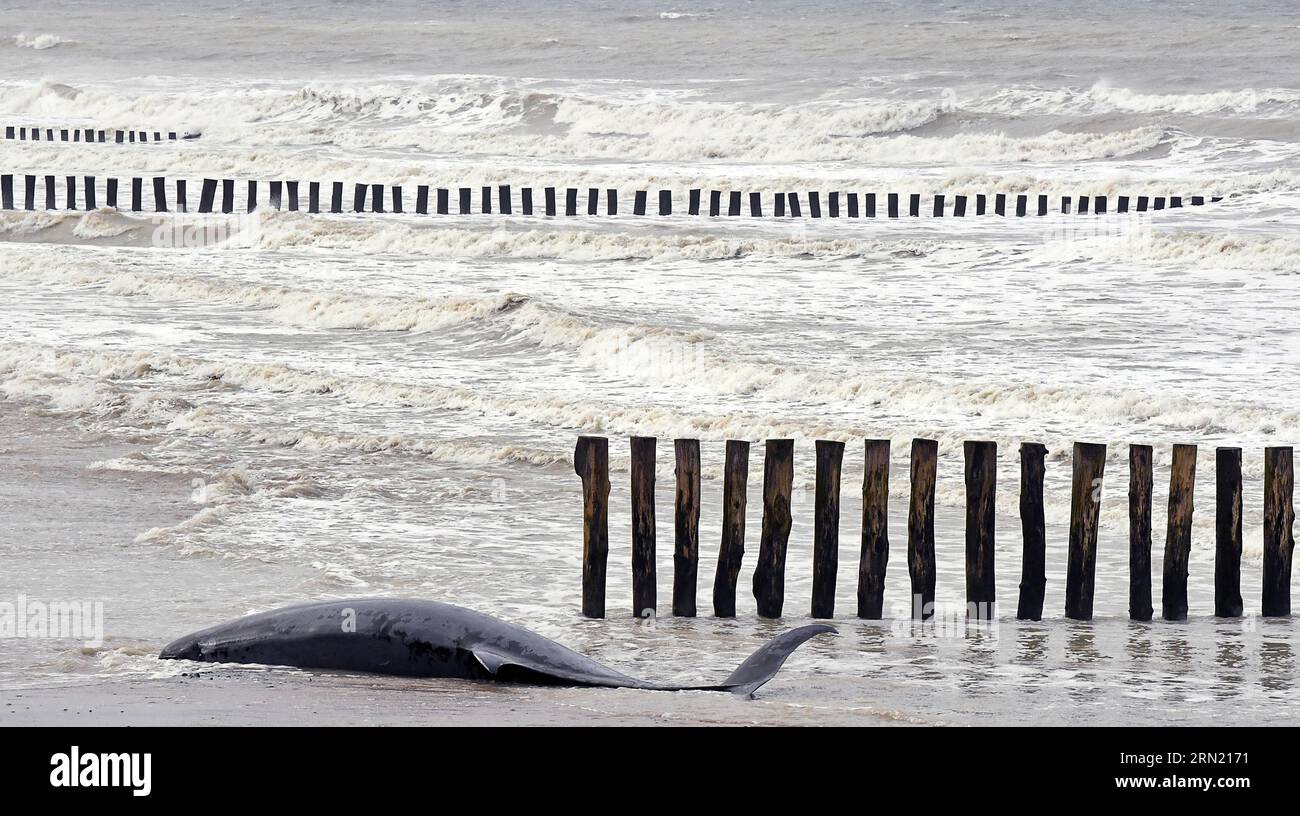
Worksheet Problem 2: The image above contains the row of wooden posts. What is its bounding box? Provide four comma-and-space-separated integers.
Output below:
573, 436, 1296, 622
0, 174, 1218, 218
4, 126, 193, 143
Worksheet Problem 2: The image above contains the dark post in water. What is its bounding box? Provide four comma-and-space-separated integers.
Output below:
1128, 444, 1154, 621
574, 436, 610, 619
753, 439, 793, 618
713, 440, 749, 617
1161, 444, 1196, 621
908, 438, 938, 619
673, 439, 700, 617
1263, 447, 1295, 616
1065, 442, 1105, 621
630, 436, 657, 618
1017, 442, 1047, 620
811, 439, 843, 619
1215, 447, 1244, 617
964, 441, 997, 619
858, 439, 890, 619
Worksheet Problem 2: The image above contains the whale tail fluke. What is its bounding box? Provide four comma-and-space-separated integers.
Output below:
712, 623, 837, 697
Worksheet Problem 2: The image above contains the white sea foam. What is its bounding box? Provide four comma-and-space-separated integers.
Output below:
11, 33, 73, 51
246, 215, 911, 260
2, 251, 533, 330
1036, 230, 1300, 273
0, 342, 1263, 564
0, 77, 1176, 164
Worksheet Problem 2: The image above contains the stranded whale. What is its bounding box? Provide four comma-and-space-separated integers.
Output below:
160, 598, 835, 697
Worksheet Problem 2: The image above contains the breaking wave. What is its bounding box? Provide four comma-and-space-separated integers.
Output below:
11, 33, 73, 51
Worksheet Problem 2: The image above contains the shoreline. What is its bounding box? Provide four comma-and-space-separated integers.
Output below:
4, 671, 913, 727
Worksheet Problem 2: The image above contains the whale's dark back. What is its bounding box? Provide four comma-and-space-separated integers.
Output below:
160, 598, 640, 685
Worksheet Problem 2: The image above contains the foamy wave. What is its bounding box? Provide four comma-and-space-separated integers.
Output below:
12, 33, 73, 51
977, 82, 1300, 117
1090, 84, 1300, 115
5, 327, 1298, 462
133, 465, 321, 548
249, 216, 906, 260
542, 93, 948, 160
2, 250, 533, 331
0, 79, 212, 136
0, 211, 62, 236
4, 249, 1295, 451
0, 76, 1173, 164
331, 118, 1166, 164
0, 341, 1285, 561
71, 210, 140, 239
1039, 231, 1300, 274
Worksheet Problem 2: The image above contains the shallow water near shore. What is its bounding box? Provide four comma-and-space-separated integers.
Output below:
2, 0, 1299, 725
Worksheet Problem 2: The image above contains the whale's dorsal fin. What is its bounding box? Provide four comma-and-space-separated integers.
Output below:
469, 647, 645, 689
471, 648, 510, 675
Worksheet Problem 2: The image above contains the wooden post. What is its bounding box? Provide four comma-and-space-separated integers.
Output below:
964, 441, 996, 619
811, 440, 844, 619
630, 436, 657, 618
1065, 442, 1106, 621
1016, 443, 1047, 620
673, 439, 700, 617
1128, 445, 1154, 621
1263, 447, 1294, 616
858, 439, 890, 619
574, 436, 609, 619
1215, 447, 1244, 617
713, 440, 749, 617
908, 438, 938, 619
752, 439, 793, 618
1161, 444, 1196, 621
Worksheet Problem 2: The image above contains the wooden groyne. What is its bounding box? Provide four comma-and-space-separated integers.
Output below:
575, 436, 1295, 621
0, 172, 1223, 220
4, 126, 195, 142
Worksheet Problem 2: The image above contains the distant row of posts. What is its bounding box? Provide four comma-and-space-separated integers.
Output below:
0, 174, 1219, 218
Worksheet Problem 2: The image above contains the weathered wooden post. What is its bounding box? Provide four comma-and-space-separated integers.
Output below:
1065, 442, 1106, 620
152, 176, 167, 212
964, 441, 997, 619
1263, 447, 1295, 616
713, 440, 750, 617
1215, 447, 1244, 617
673, 439, 700, 617
574, 436, 609, 619
1161, 444, 1196, 621
858, 439, 890, 619
630, 436, 657, 618
753, 439, 793, 618
811, 440, 844, 618
1128, 445, 1154, 621
1017, 443, 1047, 620
908, 438, 938, 619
